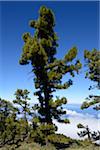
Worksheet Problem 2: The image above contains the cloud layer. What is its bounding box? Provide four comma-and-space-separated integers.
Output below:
54, 109, 100, 139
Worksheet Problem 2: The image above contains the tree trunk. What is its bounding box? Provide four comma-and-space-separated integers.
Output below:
44, 85, 52, 124
86, 126, 91, 141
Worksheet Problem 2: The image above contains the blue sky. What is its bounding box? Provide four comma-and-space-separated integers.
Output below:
0, 1, 99, 104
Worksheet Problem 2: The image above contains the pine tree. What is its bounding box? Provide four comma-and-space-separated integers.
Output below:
78, 49, 100, 141
0, 98, 13, 139
0, 90, 33, 147
19, 6, 81, 134
81, 49, 100, 110
13, 89, 31, 121
0, 98, 18, 146
77, 124, 92, 141
3, 113, 19, 146
13, 89, 31, 139
77, 124, 100, 142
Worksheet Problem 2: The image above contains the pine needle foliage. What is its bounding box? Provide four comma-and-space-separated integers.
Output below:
19, 6, 81, 128
81, 49, 100, 110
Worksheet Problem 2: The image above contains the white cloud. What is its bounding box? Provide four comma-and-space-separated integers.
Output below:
53, 109, 100, 139
65, 109, 97, 118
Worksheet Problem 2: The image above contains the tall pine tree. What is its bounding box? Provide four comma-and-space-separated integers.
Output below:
19, 6, 81, 128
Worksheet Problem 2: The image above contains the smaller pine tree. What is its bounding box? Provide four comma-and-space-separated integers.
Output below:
81, 49, 100, 110
0, 98, 20, 147
78, 49, 100, 142
13, 89, 31, 121
77, 124, 92, 141
13, 89, 31, 139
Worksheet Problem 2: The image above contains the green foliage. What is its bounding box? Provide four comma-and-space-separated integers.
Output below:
0, 98, 15, 145
13, 89, 31, 121
64, 47, 78, 62
19, 6, 81, 132
0, 98, 22, 147
13, 89, 32, 141
81, 95, 100, 110
84, 49, 100, 88
77, 123, 85, 129
81, 49, 100, 110
81, 101, 90, 109
39, 124, 57, 136
47, 134, 73, 149
0, 91, 32, 148
30, 123, 57, 145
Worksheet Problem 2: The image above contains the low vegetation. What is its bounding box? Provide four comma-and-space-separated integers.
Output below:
0, 139, 99, 150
